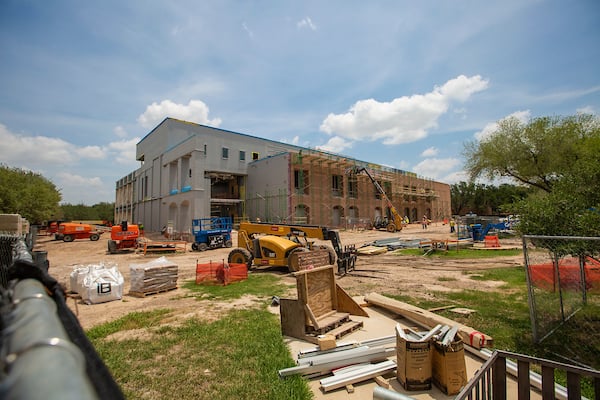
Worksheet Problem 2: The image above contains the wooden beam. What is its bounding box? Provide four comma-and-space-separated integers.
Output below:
364, 292, 493, 349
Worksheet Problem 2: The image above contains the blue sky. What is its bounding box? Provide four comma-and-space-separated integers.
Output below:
1, 1, 599, 205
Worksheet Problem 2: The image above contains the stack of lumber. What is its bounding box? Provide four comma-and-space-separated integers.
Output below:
129, 256, 178, 296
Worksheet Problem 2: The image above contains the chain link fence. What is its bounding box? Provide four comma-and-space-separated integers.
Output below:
523, 235, 600, 364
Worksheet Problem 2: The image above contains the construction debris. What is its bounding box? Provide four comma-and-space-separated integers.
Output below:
365, 292, 493, 349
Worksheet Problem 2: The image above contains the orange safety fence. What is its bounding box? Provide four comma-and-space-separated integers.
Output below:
196, 261, 248, 285
529, 257, 600, 292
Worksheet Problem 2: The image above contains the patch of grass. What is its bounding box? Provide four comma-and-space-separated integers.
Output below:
87, 309, 172, 340
395, 247, 523, 259
437, 276, 457, 282
90, 308, 313, 400
181, 273, 290, 301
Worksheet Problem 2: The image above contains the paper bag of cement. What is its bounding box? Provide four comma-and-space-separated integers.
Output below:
80, 264, 124, 304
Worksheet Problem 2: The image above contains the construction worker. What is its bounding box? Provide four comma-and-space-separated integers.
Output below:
422, 215, 428, 229
450, 218, 456, 233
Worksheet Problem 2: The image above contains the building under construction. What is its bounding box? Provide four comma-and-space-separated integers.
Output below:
115, 118, 451, 234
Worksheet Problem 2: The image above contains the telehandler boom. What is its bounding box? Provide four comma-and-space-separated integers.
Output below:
346, 166, 403, 232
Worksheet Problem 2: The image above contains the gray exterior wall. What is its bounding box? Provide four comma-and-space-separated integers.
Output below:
130, 118, 299, 234
246, 153, 291, 222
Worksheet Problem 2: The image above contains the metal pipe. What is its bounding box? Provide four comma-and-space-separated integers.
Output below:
278, 347, 395, 377
373, 386, 417, 400
0, 278, 99, 399
320, 359, 396, 392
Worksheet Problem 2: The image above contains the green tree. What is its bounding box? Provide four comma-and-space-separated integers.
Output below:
0, 165, 62, 223
464, 114, 600, 236
60, 202, 115, 223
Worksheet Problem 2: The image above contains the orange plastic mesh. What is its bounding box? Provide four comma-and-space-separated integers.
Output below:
529, 257, 600, 292
196, 261, 248, 285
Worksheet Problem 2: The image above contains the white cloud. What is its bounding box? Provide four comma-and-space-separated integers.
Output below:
114, 125, 128, 138
474, 110, 531, 141
0, 123, 104, 165
107, 137, 141, 165
56, 172, 103, 188
297, 17, 317, 31
316, 136, 353, 153
421, 147, 438, 157
441, 170, 469, 184
242, 22, 254, 39
412, 157, 461, 180
137, 99, 222, 129
320, 75, 489, 145
576, 105, 596, 115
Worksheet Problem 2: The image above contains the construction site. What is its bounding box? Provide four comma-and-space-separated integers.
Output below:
245, 149, 451, 229
114, 118, 451, 237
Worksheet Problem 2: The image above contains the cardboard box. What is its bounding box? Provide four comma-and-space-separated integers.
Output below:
432, 338, 468, 395
396, 329, 432, 391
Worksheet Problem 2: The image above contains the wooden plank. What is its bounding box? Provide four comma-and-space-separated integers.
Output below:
128, 286, 177, 297
304, 304, 321, 329
336, 284, 369, 317
290, 250, 331, 272
374, 375, 390, 389
517, 360, 530, 400
326, 320, 363, 339
364, 292, 493, 349
304, 267, 335, 319
280, 298, 306, 339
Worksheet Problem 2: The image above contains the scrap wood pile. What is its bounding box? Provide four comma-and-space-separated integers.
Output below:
129, 256, 178, 296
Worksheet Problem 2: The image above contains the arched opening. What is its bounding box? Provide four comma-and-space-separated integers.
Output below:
332, 206, 344, 227
294, 204, 309, 224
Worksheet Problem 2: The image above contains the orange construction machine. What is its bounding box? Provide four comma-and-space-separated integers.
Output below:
56, 223, 102, 242
108, 222, 140, 253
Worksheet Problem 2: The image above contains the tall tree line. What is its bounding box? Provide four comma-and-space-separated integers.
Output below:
0, 164, 114, 224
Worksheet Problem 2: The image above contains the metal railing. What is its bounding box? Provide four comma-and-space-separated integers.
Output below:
456, 350, 600, 400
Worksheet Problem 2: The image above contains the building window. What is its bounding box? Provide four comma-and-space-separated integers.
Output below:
239, 150, 246, 161
348, 175, 358, 199
222, 147, 229, 159
294, 169, 309, 195
252, 152, 259, 160
332, 175, 343, 197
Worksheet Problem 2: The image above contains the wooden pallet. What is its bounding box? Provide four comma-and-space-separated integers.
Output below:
128, 286, 178, 298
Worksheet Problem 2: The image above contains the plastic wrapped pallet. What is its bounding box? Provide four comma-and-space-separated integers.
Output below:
70, 264, 107, 293
129, 256, 178, 295
78, 264, 124, 304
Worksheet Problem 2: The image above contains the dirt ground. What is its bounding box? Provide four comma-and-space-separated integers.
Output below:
33, 222, 523, 331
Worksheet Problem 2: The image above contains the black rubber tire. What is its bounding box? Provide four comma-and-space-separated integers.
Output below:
108, 240, 117, 254
90, 233, 100, 241
191, 242, 199, 251
228, 248, 252, 268
63, 235, 74, 242
386, 223, 397, 233
225, 239, 233, 248
198, 243, 208, 252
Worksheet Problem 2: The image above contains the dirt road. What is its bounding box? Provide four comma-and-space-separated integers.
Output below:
34, 222, 523, 330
